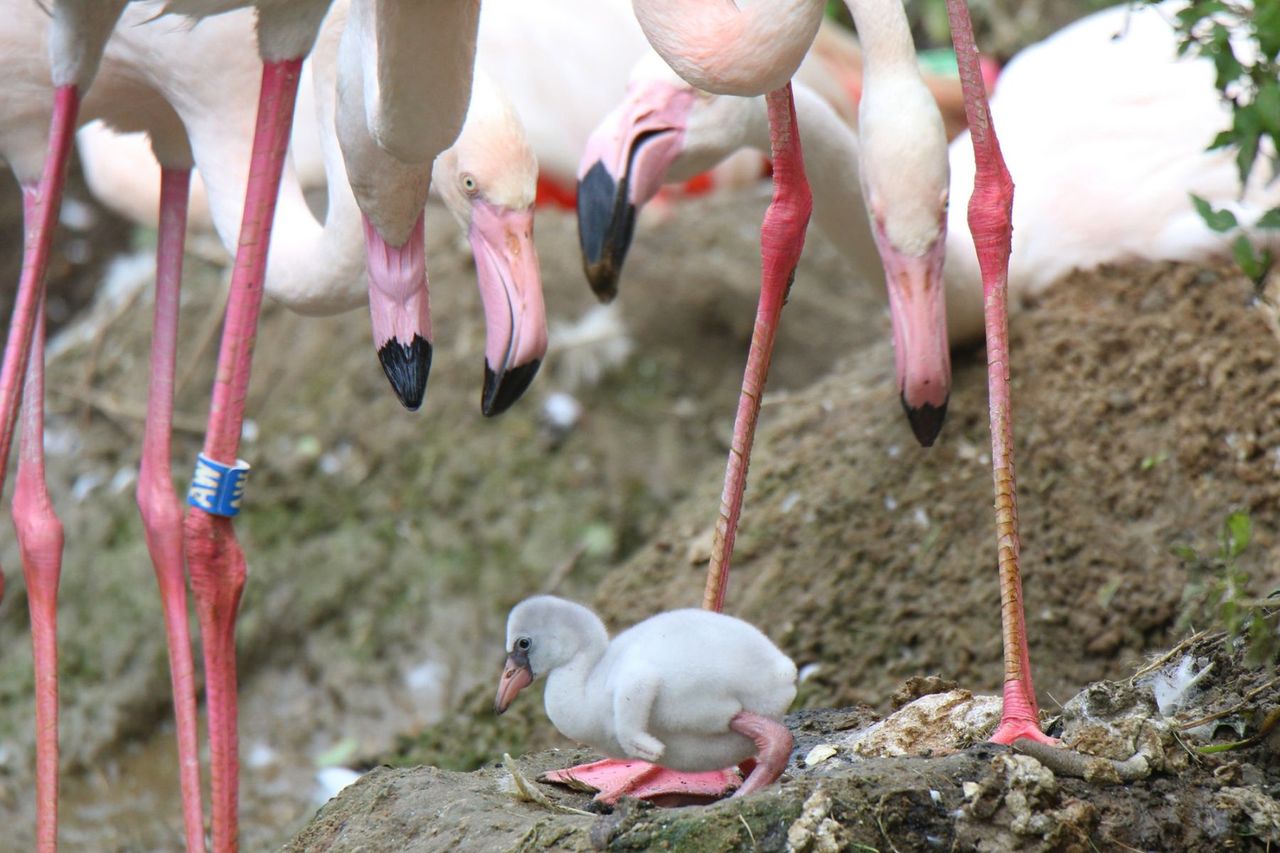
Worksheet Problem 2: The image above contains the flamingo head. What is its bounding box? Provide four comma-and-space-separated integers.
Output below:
858, 79, 952, 446
494, 596, 608, 714
435, 75, 548, 417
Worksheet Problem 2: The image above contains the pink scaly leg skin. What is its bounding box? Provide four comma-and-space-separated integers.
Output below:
13, 303, 65, 853
138, 167, 206, 853
0, 86, 80, 517
944, 0, 1056, 748
541, 759, 742, 804
728, 711, 792, 798
703, 83, 812, 613
184, 58, 303, 853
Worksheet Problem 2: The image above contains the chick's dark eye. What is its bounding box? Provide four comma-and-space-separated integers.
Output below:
516, 637, 531, 651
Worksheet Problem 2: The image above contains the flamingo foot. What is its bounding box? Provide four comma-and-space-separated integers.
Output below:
540, 759, 742, 805
989, 679, 1058, 747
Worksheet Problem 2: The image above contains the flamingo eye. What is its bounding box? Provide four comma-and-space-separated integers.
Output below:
461, 173, 479, 195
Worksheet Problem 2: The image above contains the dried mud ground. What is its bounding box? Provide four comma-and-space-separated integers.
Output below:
1, 169, 1279, 850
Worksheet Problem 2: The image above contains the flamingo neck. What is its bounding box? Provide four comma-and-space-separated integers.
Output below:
844, 0, 923, 77
348, 0, 481, 165
543, 640, 610, 745
787, 85, 879, 286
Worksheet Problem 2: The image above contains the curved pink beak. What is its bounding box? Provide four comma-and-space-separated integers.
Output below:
577, 82, 696, 301
877, 233, 951, 446
494, 649, 533, 715
469, 200, 548, 416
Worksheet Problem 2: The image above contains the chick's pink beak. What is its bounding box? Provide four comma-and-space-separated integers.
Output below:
494, 650, 533, 715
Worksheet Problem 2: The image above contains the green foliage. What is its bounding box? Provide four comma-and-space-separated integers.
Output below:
1174, 511, 1280, 666
1156, 0, 1280, 285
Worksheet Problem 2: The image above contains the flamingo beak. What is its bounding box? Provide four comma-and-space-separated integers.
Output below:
364, 212, 433, 410
878, 234, 951, 446
494, 649, 533, 715
577, 83, 696, 301
469, 200, 548, 416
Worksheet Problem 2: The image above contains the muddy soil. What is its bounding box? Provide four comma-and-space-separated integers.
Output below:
288, 632, 1280, 852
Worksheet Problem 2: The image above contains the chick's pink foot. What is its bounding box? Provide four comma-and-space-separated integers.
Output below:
540, 758, 742, 804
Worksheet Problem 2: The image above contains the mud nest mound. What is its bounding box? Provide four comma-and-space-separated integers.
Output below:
290, 631, 1280, 852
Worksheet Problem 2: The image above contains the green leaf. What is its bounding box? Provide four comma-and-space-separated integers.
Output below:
1209, 23, 1246, 89
1256, 0, 1280, 60
1260, 247, 1276, 281
1234, 106, 1262, 184
1256, 82, 1280, 138
1256, 207, 1280, 229
1171, 544, 1200, 562
1234, 234, 1265, 281
1225, 511, 1252, 558
1192, 194, 1239, 231
1208, 128, 1238, 151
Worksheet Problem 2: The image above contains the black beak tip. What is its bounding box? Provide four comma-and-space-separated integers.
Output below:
378, 335, 433, 411
577, 160, 634, 304
585, 265, 621, 303
902, 394, 949, 448
494, 702, 507, 716
482, 359, 543, 417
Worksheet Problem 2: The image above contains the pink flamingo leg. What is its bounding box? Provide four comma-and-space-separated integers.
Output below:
138, 167, 206, 853
13, 301, 65, 853
0, 86, 80, 523
0, 87, 80, 851
944, 1, 1055, 747
184, 58, 303, 853
704, 83, 812, 612
728, 711, 793, 798
543, 86, 811, 808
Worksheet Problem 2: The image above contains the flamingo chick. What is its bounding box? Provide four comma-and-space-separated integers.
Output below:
495, 596, 797, 803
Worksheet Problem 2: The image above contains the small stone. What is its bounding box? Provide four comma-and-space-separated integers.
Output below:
803, 744, 838, 767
